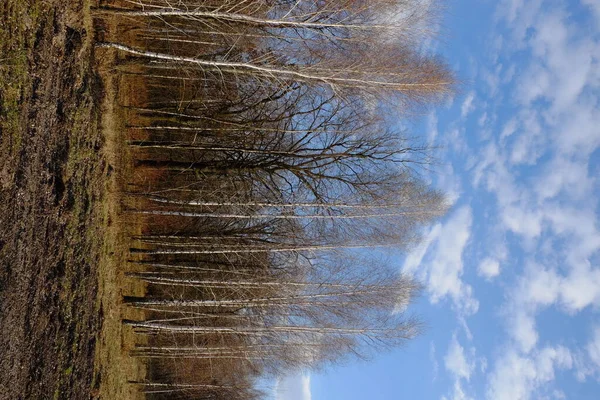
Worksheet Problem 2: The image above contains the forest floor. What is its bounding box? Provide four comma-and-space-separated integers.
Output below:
0, 0, 144, 398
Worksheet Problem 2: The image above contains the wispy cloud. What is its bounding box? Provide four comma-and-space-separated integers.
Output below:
475, 1, 600, 397
573, 325, 600, 381
430, 1, 600, 399
443, 334, 476, 400
582, 0, 600, 23
426, 112, 439, 144
403, 206, 478, 316
588, 326, 600, 370
445, 334, 475, 381
486, 346, 572, 400
275, 373, 311, 400
461, 92, 476, 118
430, 342, 440, 382
477, 258, 500, 280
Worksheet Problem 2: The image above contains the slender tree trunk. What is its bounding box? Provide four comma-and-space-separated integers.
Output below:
128, 209, 437, 219
130, 243, 392, 255
126, 288, 394, 308
98, 43, 453, 92
127, 320, 391, 336
94, 8, 392, 31
143, 196, 430, 210
126, 275, 391, 290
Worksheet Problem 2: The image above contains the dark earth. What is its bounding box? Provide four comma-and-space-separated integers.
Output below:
0, 0, 109, 398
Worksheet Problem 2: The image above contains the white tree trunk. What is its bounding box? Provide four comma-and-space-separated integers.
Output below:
98, 43, 452, 92
95, 8, 392, 31
130, 209, 437, 219
134, 243, 391, 255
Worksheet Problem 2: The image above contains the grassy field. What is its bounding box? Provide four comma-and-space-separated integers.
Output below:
0, 0, 144, 398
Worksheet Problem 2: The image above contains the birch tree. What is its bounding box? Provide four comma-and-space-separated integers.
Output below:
96, 0, 454, 393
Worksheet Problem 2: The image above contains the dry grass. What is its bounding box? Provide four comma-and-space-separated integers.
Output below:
92, 38, 148, 400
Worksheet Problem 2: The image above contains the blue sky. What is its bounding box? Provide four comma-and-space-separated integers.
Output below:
275, 1, 600, 399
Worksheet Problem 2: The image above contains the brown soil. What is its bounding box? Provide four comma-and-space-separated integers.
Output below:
0, 0, 115, 398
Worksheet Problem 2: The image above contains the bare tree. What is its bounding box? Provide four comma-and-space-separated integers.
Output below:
94, 0, 453, 395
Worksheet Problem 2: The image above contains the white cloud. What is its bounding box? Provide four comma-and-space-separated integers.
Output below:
471, 142, 498, 187
443, 335, 476, 400
472, 144, 549, 243
403, 206, 478, 316
500, 206, 543, 240
515, 64, 550, 106
576, 325, 600, 381
402, 224, 440, 275
537, 346, 573, 380
509, 310, 539, 354
445, 335, 475, 381
494, 0, 544, 46
527, 11, 595, 113
472, 1, 600, 360
486, 346, 572, 400
458, 315, 474, 342
453, 1, 600, 399
504, 261, 600, 353
508, 5, 600, 160
519, 264, 561, 307
553, 389, 567, 400
502, 63, 516, 84
533, 157, 593, 202
436, 164, 462, 205
430, 342, 439, 381
582, 0, 600, 23
478, 257, 500, 280
487, 350, 535, 400
411, 2, 600, 399
555, 100, 600, 158
559, 265, 600, 312
425, 207, 473, 308
427, 112, 439, 144
275, 373, 311, 400
500, 118, 517, 139
481, 65, 502, 95
461, 92, 476, 118
444, 126, 469, 155
480, 357, 488, 374
588, 326, 600, 369
478, 112, 488, 128
442, 381, 474, 400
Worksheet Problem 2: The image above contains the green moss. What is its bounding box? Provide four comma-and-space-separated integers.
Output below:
0, 0, 42, 158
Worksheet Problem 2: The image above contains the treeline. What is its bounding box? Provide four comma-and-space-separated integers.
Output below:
93, 0, 453, 398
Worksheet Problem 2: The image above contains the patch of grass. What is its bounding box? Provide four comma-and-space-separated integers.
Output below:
0, 1, 31, 162
91, 42, 149, 400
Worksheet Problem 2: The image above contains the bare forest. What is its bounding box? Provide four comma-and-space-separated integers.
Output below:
0, 0, 455, 398
92, 0, 455, 398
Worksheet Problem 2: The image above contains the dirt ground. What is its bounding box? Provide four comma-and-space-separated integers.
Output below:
0, 0, 145, 398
